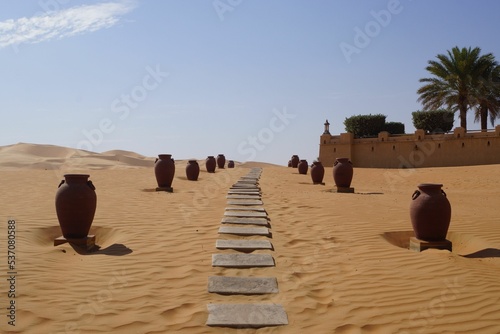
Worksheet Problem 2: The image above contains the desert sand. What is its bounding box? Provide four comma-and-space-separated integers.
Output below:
1, 143, 500, 333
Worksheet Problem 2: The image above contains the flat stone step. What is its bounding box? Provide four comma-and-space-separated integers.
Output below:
225, 206, 265, 212
227, 195, 261, 200
206, 304, 288, 328
232, 183, 260, 189
216, 239, 273, 250
208, 276, 278, 295
236, 180, 259, 184
229, 186, 261, 191
218, 226, 270, 236
212, 254, 275, 268
224, 211, 267, 218
227, 191, 261, 196
227, 189, 261, 194
221, 217, 269, 226
241, 176, 260, 180
227, 199, 263, 206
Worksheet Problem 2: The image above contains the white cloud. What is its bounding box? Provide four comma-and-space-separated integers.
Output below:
0, 1, 136, 48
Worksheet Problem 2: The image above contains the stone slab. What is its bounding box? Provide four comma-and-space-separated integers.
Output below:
218, 226, 270, 236
227, 200, 263, 206
228, 189, 261, 193
206, 304, 288, 328
216, 239, 273, 250
155, 186, 173, 193
236, 180, 259, 184
232, 183, 260, 188
335, 186, 355, 193
224, 211, 267, 218
241, 176, 260, 180
212, 254, 275, 268
409, 237, 452, 252
54, 235, 96, 251
225, 206, 266, 212
227, 195, 261, 200
208, 276, 278, 295
229, 189, 261, 194
221, 217, 269, 226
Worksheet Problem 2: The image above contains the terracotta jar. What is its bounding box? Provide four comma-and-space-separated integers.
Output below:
298, 159, 308, 174
206, 156, 216, 173
333, 158, 353, 187
186, 160, 200, 181
310, 161, 325, 184
291, 155, 300, 168
155, 154, 175, 188
410, 184, 451, 241
217, 154, 226, 169
287, 160, 292, 167
55, 174, 97, 239
228, 160, 235, 168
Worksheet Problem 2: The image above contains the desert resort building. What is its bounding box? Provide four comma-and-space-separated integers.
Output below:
319, 120, 500, 168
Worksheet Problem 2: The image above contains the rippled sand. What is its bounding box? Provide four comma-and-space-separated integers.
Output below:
1, 143, 499, 333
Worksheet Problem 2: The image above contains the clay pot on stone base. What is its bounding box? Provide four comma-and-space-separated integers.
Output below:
55, 174, 97, 239
333, 158, 353, 188
155, 154, 175, 188
310, 161, 325, 184
410, 183, 451, 241
291, 155, 300, 168
206, 156, 216, 173
186, 160, 200, 181
228, 160, 235, 168
217, 154, 226, 169
298, 159, 308, 174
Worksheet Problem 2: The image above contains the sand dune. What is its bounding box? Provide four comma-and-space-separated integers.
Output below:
1, 143, 499, 333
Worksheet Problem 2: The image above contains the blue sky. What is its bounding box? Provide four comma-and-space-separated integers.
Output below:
1, 0, 499, 165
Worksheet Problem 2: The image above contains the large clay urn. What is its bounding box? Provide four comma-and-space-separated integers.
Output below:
291, 155, 300, 168
287, 160, 292, 167
311, 161, 325, 184
154, 154, 175, 188
228, 160, 235, 168
55, 174, 97, 239
298, 159, 308, 174
206, 156, 216, 173
217, 154, 226, 169
333, 158, 353, 188
410, 184, 451, 241
186, 160, 200, 181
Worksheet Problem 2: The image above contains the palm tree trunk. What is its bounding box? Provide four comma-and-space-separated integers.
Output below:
459, 104, 468, 130
480, 104, 488, 132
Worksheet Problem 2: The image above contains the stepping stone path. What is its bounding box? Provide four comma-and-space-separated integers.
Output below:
206, 168, 288, 328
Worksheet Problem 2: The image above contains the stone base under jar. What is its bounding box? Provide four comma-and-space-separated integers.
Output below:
409, 237, 452, 252
156, 186, 173, 193
54, 235, 96, 251
335, 186, 354, 193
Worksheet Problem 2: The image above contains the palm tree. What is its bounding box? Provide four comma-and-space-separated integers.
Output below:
417, 46, 496, 131
473, 63, 500, 131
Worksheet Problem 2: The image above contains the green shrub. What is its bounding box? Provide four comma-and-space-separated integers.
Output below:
384, 122, 405, 134
344, 114, 386, 137
412, 110, 454, 133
